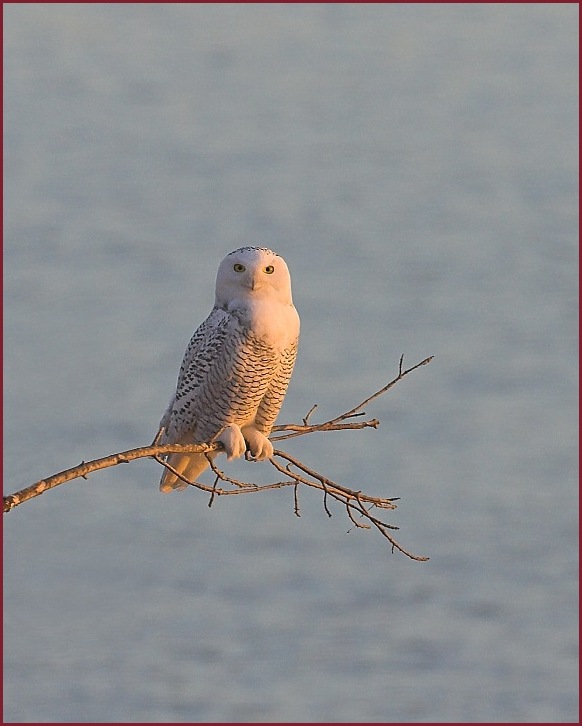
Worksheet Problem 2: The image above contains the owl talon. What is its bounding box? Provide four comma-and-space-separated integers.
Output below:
241, 427, 274, 461
216, 424, 247, 460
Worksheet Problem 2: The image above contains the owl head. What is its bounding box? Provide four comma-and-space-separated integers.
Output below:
215, 246, 294, 307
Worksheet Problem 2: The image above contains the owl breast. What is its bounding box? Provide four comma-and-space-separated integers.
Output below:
227, 297, 300, 352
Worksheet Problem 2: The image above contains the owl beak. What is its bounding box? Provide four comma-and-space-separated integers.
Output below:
249, 274, 262, 292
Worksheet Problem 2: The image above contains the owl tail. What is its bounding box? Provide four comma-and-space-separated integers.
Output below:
159, 451, 216, 492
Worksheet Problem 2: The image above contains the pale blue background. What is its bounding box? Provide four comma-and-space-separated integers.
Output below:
4, 3, 578, 723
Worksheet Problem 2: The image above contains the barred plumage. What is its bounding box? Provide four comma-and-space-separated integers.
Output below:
158, 247, 300, 492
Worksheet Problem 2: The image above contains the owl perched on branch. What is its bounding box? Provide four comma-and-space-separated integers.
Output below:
157, 246, 300, 492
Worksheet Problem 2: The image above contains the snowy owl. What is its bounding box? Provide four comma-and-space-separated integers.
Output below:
157, 246, 300, 492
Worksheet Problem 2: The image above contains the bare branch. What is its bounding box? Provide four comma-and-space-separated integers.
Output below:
302, 404, 318, 426
3, 356, 433, 561
326, 354, 434, 425
3, 442, 222, 513
269, 418, 379, 442
270, 355, 433, 441
267, 451, 429, 561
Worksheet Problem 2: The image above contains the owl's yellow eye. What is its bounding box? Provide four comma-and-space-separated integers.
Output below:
264, 265, 275, 274
233, 263, 246, 273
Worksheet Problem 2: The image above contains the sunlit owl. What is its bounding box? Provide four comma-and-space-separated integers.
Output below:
157, 246, 300, 492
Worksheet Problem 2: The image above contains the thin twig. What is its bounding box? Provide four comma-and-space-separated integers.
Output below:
293, 483, 300, 517
327, 355, 434, 425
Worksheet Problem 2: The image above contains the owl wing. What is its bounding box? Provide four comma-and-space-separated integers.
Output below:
159, 307, 229, 443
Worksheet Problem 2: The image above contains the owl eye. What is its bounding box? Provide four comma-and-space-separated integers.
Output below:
233, 263, 246, 273
264, 265, 275, 274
